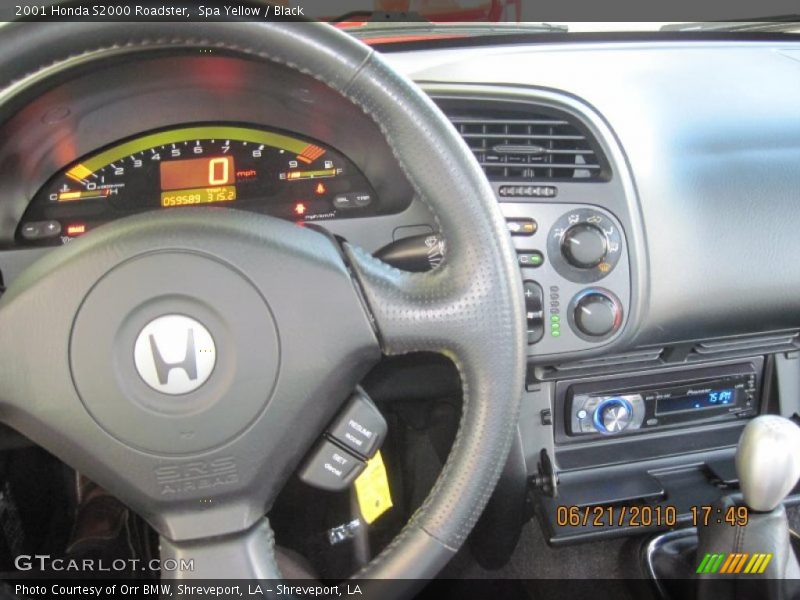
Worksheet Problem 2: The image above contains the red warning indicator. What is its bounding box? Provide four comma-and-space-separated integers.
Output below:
66, 223, 86, 236
293, 202, 307, 216
297, 144, 326, 164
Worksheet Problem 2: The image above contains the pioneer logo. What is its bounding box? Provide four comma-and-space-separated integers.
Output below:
134, 315, 216, 395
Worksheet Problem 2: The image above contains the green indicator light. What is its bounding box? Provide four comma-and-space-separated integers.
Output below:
551, 331, 561, 337
551, 323, 560, 331
551, 315, 560, 322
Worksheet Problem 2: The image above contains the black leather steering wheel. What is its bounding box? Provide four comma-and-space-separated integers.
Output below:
0, 21, 526, 591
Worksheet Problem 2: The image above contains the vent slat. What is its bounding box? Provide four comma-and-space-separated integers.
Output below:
443, 104, 606, 183
467, 146, 594, 156
461, 133, 585, 141
478, 162, 601, 170
449, 117, 570, 126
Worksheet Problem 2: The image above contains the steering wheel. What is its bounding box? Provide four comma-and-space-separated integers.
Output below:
0, 21, 525, 591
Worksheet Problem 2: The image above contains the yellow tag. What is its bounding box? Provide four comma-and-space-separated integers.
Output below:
354, 450, 393, 525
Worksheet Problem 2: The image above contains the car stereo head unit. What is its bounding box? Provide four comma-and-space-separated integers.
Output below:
567, 362, 759, 438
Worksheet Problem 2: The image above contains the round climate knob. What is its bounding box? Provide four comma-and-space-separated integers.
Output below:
561, 223, 607, 269
593, 398, 633, 435
573, 292, 621, 338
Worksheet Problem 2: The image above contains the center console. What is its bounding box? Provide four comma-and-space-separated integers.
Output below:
529, 356, 770, 546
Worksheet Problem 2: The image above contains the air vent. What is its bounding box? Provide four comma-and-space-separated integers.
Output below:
440, 103, 608, 182
690, 331, 800, 358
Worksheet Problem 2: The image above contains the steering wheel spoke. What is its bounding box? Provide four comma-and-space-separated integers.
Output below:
160, 518, 283, 580
345, 244, 503, 359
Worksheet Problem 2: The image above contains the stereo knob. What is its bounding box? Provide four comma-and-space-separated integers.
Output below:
593, 398, 633, 435
561, 223, 607, 269
573, 292, 621, 338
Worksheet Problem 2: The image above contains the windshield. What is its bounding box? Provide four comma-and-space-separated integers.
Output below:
329, 3, 800, 36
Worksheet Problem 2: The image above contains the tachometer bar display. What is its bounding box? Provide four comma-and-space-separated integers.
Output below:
65, 126, 317, 180
20, 123, 379, 246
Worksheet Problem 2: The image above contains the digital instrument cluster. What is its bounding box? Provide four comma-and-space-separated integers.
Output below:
17, 124, 380, 245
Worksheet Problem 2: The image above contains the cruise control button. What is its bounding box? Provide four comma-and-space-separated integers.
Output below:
328, 390, 387, 459
299, 440, 366, 492
506, 218, 537, 236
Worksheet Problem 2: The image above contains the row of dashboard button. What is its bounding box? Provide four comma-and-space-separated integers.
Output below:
509, 209, 625, 346
511, 216, 547, 345
332, 192, 373, 210
20, 220, 61, 240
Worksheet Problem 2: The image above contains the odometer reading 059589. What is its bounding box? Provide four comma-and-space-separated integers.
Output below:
18, 124, 378, 245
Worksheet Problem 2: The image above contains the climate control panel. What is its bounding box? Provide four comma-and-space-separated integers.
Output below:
501, 203, 631, 357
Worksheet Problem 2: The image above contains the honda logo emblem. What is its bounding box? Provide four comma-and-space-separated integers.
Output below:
134, 315, 216, 395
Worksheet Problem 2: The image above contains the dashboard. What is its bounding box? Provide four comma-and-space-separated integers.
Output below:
3, 34, 800, 548
3, 41, 800, 359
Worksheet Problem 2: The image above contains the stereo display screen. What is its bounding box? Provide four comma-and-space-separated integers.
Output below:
655, 388, 735, 415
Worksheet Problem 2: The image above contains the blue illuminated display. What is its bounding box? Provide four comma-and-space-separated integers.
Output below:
656, 388, 735, 414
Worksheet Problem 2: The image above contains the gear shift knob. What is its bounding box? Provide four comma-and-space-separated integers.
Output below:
736, 415, 800, 512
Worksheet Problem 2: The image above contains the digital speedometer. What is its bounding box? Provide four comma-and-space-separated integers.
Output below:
18, 124, 379, 245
